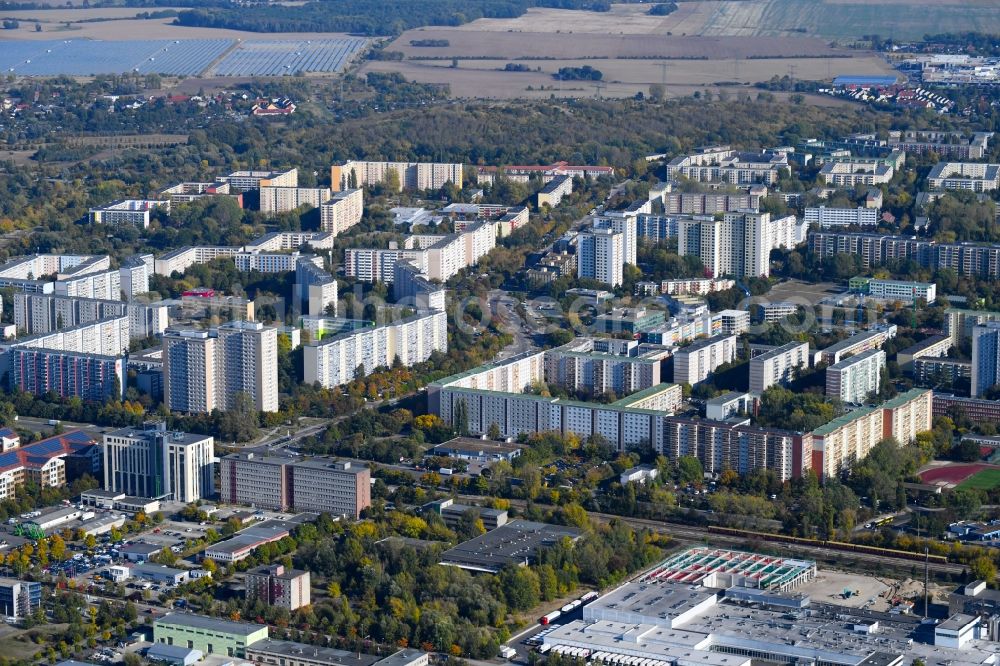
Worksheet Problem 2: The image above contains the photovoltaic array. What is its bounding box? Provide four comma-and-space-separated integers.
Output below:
0, 37, 367, 76
209, 38, 369, 76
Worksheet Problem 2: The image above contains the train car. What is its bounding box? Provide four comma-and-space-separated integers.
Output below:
539, 610, 561, 625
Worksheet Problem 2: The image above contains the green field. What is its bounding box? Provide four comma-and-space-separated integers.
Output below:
956, 468, 1000, 492
698, 0, 1000, 41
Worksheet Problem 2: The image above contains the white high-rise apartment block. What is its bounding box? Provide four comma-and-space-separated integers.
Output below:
163, 323, 278, 414
258, 186, 332, 214
217, 321, 278, 413
119, 255, 153, 299
54, 269, 121, 301
678, 211, 794, 279
163, 329, 218, 414
672, 335, 737, 385
103, 422, 213, 502
13, 293, 166, 340
825, 348, 885, 404
749, 341, 810, 395
331, 161, 462, 192
304, 310, 447, 388
972, 321, 1000, 397
578, 227, 624, 287
804, 206, 879, 228
217, 168, 298, 192
594, 214, 638, 266
320, 188, 364, 235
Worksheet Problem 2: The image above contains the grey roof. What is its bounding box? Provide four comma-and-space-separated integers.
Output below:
439, 520, 582, 572
246, 639, 381, 666
155, 612, 266, 637
146, 643, 202, 659
374, 649, 428, 666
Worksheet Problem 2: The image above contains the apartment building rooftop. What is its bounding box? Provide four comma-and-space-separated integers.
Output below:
811, 406, 879, 437
879, 387, 931, 409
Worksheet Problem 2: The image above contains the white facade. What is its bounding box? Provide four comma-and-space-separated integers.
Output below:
320, 188, 364, 235
103, 424, 213, 502
825, 348, 885, 404
673, 335, 737, 385
54, 269, 121, 301
578, 228, 624, 287
119, 255, 152, 299
89, 200, 169, 228
594, 214, 638, 266
749, 341, 810, 395
217, 321, 279, 413
332, 161, 462, 192
678, 212, 795, 279
804, 206, 878, 228
304, 310, 447, 388
258, 186, 331, 214
972, 321, 1000, 397
928, 162, 1000, 192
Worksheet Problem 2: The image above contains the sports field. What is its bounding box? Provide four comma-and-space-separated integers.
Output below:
956, 468, 1000, 492
919, 463, 1000, 489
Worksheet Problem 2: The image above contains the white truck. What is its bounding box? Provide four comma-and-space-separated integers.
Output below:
500, 647, 517, 660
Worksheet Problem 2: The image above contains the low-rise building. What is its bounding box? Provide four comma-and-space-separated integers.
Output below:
705, 391, 753, 420
425, 499, 508, 530
620, 465, 659, 485
246, 642, 427, 666
849, 276, 936, 304
430, 438, 522, 464
130, 563, 189, 586
153, 613, 268, 659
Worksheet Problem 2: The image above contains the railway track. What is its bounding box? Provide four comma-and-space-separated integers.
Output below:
463, 496, 966, 576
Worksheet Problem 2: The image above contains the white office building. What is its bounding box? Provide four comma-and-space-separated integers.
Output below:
103, 422, 213, 502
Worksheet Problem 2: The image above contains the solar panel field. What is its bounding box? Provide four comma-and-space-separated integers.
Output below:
209, 38, 368, 76
0, 37, 367, 77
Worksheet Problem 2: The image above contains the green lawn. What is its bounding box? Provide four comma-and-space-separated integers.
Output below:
956, 468, 1000, 492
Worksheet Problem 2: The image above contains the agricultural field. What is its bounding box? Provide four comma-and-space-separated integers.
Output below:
445, 1, 1000, 42
696, 0, 1000, 41
956, 468, 1000, 492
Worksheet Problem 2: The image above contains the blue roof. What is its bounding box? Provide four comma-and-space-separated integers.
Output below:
833, 75, 898, 86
